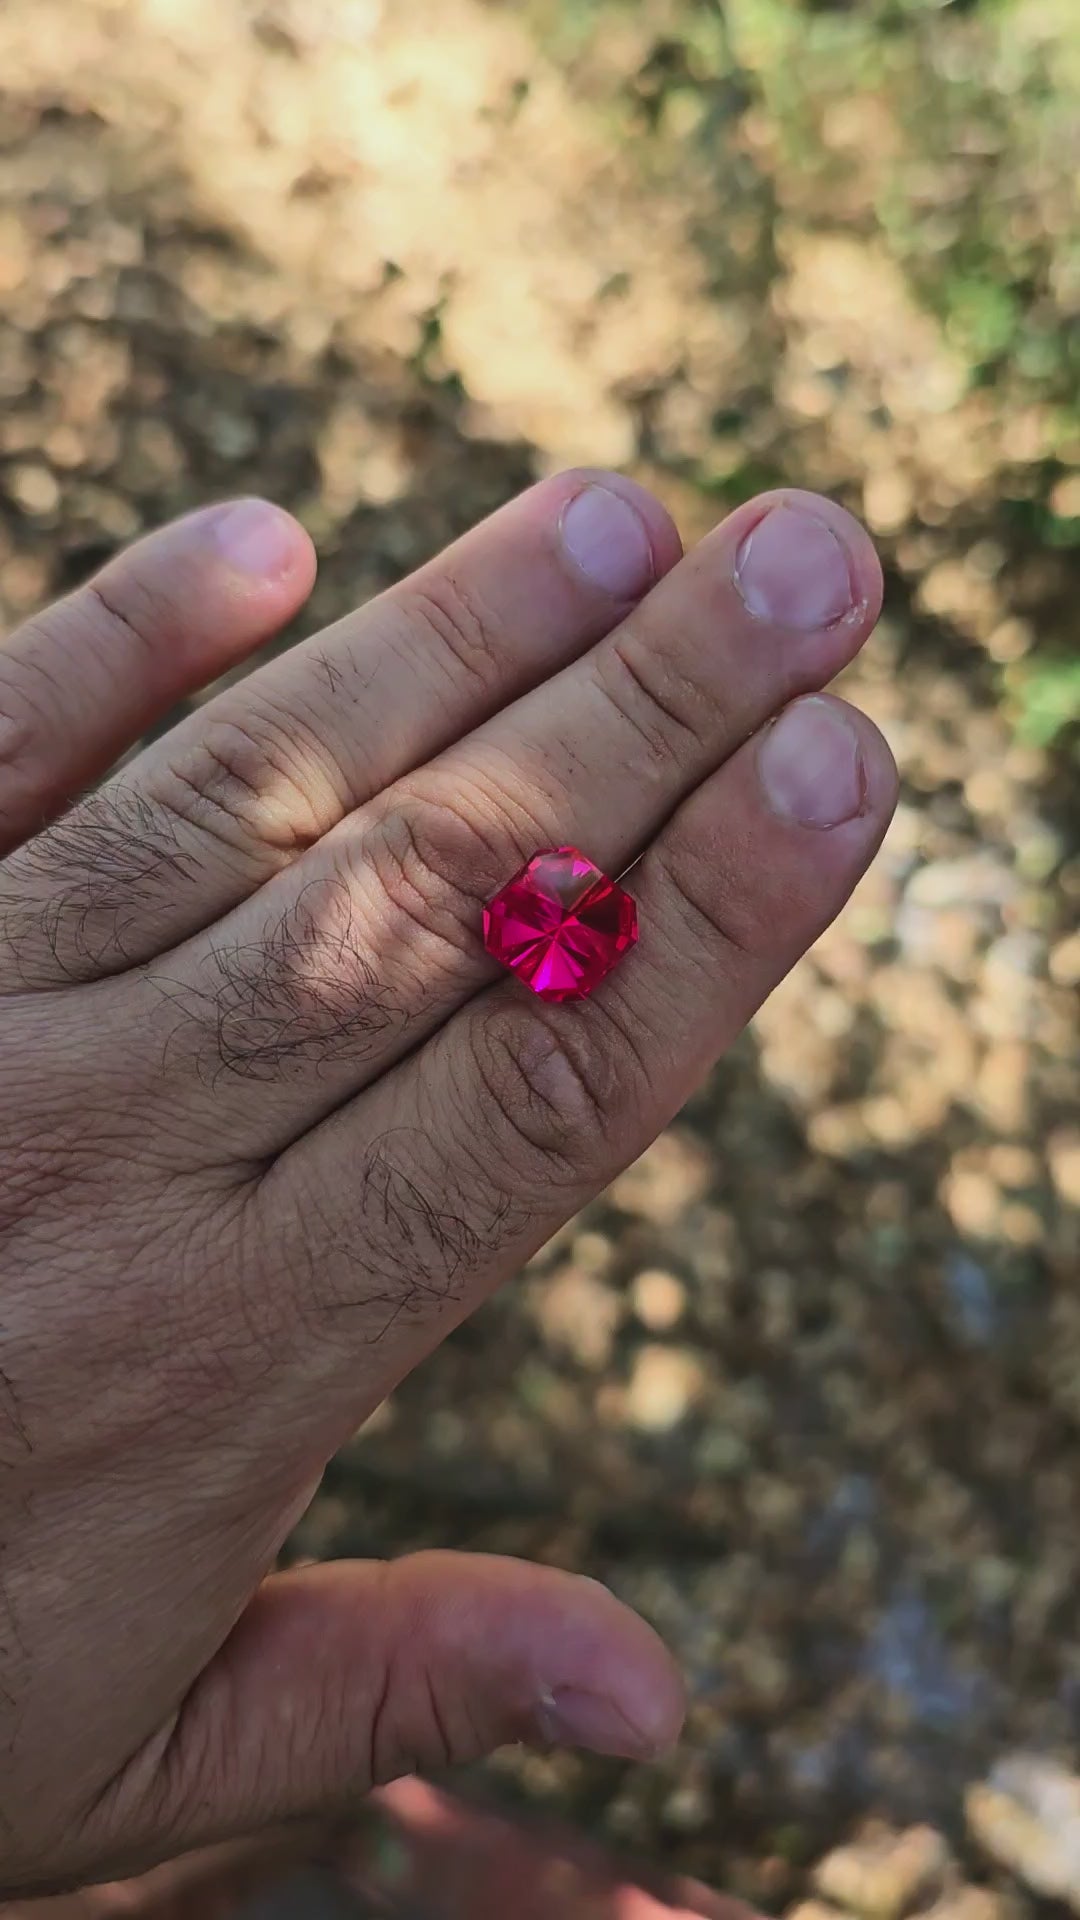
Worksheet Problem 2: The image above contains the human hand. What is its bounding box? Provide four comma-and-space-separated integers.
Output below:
0, 1780, 753, 1918
0, 472, 894, 1890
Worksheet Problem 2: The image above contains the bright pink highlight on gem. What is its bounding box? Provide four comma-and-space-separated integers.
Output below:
483, 846, 638, 1002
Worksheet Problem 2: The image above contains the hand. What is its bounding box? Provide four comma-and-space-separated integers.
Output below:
0, 473, 895, 1891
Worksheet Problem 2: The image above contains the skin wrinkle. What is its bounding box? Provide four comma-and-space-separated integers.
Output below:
0, 1365, 32, 1464
8, 634, 66, 712
366, 1641, 395, 1788
86, 583, 151, 662
0, 705, 34, 799
400, 567, 509, 697
421, 1660, 454, 1772
464, 1000, 625, 1191
601, 631, 707, 759
366, 821, 465, 958
152, 780, 532, 1096
215, 691, 354, 825
86, 556, 195, 670
655, 845, 761, 964
381, 773, 534, 911
1, 683, 361, 989
162, 711, 335, 856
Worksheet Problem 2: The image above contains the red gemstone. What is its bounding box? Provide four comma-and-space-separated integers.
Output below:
483, 846, 638, 1002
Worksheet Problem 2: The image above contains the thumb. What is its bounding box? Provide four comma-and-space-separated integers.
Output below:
75, 1553, 685, 1884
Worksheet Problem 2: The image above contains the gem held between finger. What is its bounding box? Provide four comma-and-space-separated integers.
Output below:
483, 846, 638, 1001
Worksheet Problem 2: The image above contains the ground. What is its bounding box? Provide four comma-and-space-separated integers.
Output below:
0, 0, 1077, 1910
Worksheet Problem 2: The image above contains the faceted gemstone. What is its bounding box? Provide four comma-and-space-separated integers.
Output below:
483, 846, 638, 1002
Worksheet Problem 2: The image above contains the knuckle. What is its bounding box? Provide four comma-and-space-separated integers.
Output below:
468, 1002, 621, 1185
596, 633, 704, 767
158, 715, 321, 860
0, 649, 63, 813
85, 573, 176, 661
369, 1638, 466, 1782
400, 570, 504, 693
0, 678, 35, 778
661, 838, 773, 964
370, 783, 532, 961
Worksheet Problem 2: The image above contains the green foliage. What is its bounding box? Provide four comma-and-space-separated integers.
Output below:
1008, 656, 1080, 747
525, 0, 1080, 751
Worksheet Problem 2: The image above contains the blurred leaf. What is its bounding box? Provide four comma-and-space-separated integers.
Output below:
1008, 656, 1080, 746
943, 275, 1019, 360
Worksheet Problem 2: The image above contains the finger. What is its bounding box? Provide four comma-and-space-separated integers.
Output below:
152, 491, 881, 1157
0, 472, 677, 986
354, 1780, 753, 1919
258, 695, 897, 1402
0, 499, 314, 861
68, 1556, 683, 1887
0, 1827, 335, 1916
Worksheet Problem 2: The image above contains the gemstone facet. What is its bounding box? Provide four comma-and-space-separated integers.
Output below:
483, 846, 638, 1002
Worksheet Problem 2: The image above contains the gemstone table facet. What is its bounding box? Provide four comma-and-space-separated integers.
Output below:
483, 846, 638, 1002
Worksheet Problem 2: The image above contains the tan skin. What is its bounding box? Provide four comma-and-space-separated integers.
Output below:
1, 1779, 754, 1917
0, 472, 896, 1893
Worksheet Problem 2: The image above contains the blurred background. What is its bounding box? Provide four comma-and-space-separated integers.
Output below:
1, 0, 1078, 1911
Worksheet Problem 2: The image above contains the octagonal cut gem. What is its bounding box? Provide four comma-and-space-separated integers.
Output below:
483, 846, 638, 1002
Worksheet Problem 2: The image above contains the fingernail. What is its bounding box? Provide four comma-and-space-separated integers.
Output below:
560, 485, 655, 597
759, 696, 865, 829
538, 1685, 666, 1761
210, 498, 298, 577
734, 505, 853, 629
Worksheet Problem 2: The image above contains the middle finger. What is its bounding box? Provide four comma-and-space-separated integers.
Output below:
149, 490, 881, 1157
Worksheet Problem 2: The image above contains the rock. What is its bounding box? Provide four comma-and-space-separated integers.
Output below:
942, 1252, 998, 1348
608, 1130, 711, 1226
864, 1590, 988, 1731
624, 1345, 706, 1432
813, 1821, 952, 1920
973, 1043, 1031, 1134
941, 1166, 1001, 1239
921, 1892, 1002, 1920
1049, 931, 1080, 987
967, 1755, 1080, 1908
531, 1264, 622, 1370
789, 1901, 846, 1920
5, 461, 59, 515
630, 1267, 687, 1331
1048, 1130, 1080, 1208
662, 1777, 712, 1833
795, 1857, 1004, 1920
902, 853, 1015, 912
